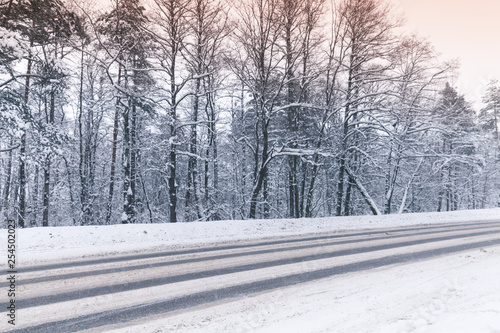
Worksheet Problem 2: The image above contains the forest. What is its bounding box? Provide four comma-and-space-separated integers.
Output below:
1, 0, 499, 227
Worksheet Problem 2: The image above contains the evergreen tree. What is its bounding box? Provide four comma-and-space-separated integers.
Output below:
97, 0, 153, 224
479, 80, 500, 152
434, 83, 478, 211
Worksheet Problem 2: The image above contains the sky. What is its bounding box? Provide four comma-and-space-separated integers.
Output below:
390, 0, 500, 108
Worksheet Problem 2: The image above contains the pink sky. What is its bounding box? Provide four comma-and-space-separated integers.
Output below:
391, 0, 500, 107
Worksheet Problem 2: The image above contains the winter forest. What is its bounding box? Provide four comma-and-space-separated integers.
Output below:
1, 0, 499, 227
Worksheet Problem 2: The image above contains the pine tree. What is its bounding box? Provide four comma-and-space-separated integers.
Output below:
2, 0, 82, 227
434, 83, 477, 211
479, 80, 500, 152
97, 0, 152, 224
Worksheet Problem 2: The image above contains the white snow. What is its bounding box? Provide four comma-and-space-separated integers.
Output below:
1, 208, 500, 332
0, 27, 27, 60
121, 211, 129, 222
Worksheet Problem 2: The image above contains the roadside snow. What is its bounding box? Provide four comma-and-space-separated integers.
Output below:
1, 208, 500, 265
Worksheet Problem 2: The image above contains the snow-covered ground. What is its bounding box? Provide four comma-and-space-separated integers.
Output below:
2, 208, 500, 332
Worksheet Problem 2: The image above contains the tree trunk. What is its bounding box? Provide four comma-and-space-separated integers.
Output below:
384, 142, 394, 214
139, 168, 153, 224
63, 157, 78, 225
305, 121, 328, 218
2, 138, 14, 214
336, 60, 355, 216
345, 166, 381, 215
30, 165, 39, 226
130, 101, 137, 220
122, 96, 131, 224
263, 171, 269, 218
18, 133, 26, 228
185, 76, 201, 221
205, 81, 219, 220
42, 162, 50, 226
212, 128, 219, 218
168, 146, 177, 222
249, 169, 265, 219
18, 48, 33, 228
284, 4, 301, 219
305, 155, 319, 218
299, 161, 306, 217
325, 168, 332, 216
106, 64, 122, 224
343, 175, 353, 216
168, 57, 178, 223
248, 117, 269, 219
42, 89, 55, 227
336, 153, 346, 216
78, 45, 93, 226
398, 158, 423, 214
288, 157, 300, 218
288, 164, 294, 217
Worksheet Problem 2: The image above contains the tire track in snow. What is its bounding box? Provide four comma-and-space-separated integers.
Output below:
15, 224, 500, 309
7, 221, 500, 287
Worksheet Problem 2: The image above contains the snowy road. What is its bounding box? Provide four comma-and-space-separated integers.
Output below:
5, 220, 500, 332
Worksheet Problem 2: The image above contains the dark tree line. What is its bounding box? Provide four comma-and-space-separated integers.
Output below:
1, 0, 499, 227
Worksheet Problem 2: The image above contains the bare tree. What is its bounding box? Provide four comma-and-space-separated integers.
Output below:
332, 0, 400, 216
183, 0, 228, 221
231, 0, 287, 219
382, 36, 447, 214
150, 0, 190, 222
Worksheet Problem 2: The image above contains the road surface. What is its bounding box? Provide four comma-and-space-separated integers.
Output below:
4, 220, 500, 332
